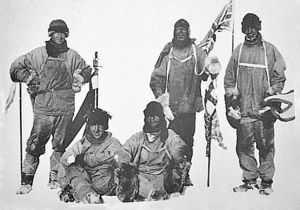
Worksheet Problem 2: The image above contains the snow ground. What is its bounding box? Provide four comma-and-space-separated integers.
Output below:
1, 109, 299, 210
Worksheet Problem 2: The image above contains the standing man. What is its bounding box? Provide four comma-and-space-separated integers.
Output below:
10, 19, 92, 194
150, 19, 210, 171
224, 13, 286, 195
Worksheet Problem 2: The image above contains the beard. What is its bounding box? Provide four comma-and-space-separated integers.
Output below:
143, 116, 166, 133
244, 32, 262, 45
172, 37, 192, 49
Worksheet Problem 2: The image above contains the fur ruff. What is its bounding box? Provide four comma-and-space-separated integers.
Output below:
116, 163, 139, 202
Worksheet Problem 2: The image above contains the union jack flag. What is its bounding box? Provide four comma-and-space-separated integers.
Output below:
199, 0, 233, 54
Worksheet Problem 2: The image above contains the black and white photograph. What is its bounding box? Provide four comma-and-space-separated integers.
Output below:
0, 0, 299, 209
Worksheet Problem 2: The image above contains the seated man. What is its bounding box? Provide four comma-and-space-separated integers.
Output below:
57, 108, 122, 204
115, 101, 191, 202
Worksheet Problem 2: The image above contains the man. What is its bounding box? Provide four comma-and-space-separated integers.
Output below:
150, 19, 210, 165
116, 101, 190, 202
58, 108, 122, 204
224, 13, 286, 195
10, 19, 92, 194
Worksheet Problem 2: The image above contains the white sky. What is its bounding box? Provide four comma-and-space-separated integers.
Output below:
0, 0, 299, 209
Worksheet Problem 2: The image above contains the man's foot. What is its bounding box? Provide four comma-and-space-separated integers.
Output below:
83, 193, 103, 204
58, 185, 75, 203
184, 174, 193, 187
48, 180, 60, 189
233, 179, 258, 192
16, 184, 32, 194
48, 170, 59, 189
259, 180, 273, 195
150, 190, 169, 201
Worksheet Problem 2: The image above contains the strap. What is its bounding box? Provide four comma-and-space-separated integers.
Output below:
236, 40, 270, 89
165, 47, 173, 93
37, 87, 72, 95
165, 44, 198, 93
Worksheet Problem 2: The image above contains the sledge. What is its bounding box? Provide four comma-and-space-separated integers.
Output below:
63, 51, 100, 149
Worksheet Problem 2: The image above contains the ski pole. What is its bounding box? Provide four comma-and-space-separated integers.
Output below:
19, 82, 23, 184
92, 51, 100, 109
206, 110, 216, 187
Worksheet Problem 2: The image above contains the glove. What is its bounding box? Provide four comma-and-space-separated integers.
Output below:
72, 69, 84, 93
25, 70, 40, 97
224, 94, 241, 129
75, 153, 86, 166
157, 93, 175, 121
204, 56, 221, 75
66, 155, 75, 165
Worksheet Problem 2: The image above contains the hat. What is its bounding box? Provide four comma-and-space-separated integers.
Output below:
143, 101, 166, 133
174, 19, 190, 29
87, 108, 112, 130
48, 19, 69, 37
143, 101, 164, 118
241, 13, 261, 33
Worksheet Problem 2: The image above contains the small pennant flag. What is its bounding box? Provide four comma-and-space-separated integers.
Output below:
5, 83, 17, 114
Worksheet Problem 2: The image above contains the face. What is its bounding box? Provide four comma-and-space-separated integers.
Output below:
51, 32, 66, 44
174, 26, 188, 42
89, 124, 105, 139
244, 26, 258, 42
145, 114, 161, 132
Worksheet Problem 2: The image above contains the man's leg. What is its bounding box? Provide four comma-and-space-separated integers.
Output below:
233, 122, 259, 192
168, 113, 196, 162
139, 174, 168, 201
49, 114, 73, 189
17, 114, 53, 194
255, 121, 275, 195
168, 113, 195, 186
67, 164, 102, 203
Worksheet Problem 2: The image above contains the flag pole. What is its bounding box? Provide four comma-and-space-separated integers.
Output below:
19, 83, 23, 184
231, 0, 235, 52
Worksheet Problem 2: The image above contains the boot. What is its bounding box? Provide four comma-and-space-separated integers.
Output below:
83, 192, 104, 204
48, 170, 59, 189
150, 189, 169, 201
182, 162, 193, 187
184, 173, 193, 187
16, 172, 34, 194
58, 185, 75, 203
233, 179, 259, 192
259, 180, 273, 195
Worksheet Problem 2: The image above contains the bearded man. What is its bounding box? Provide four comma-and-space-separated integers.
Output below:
224, 13, 286, 195
150, 19, 213, 185
116, 101, 190, 202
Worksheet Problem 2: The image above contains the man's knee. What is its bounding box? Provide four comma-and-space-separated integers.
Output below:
26, 135, 45, 156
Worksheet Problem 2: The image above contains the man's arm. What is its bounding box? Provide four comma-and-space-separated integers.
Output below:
84, 138, 122, 167
68, 49, 92, 84
150, 44, 172, 98
268, 44, 286, 95
9, 48, 44, 83
224, 46, 240, 96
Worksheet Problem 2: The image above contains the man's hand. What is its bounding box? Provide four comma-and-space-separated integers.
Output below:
66, 155, 75, 165
72, 69, 84, 93
204, 56, 221, 75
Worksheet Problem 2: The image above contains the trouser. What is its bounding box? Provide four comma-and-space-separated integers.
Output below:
138, 173, 165, 199
22, 113, 73, 184
66, 164, 116, 201
169, 112, 196, 162
236, 120, 275, 182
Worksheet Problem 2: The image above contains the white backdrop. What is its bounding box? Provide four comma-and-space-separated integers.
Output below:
0, 0, 299, 209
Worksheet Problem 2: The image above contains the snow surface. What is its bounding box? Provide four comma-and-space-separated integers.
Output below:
1, 0, 299, 209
